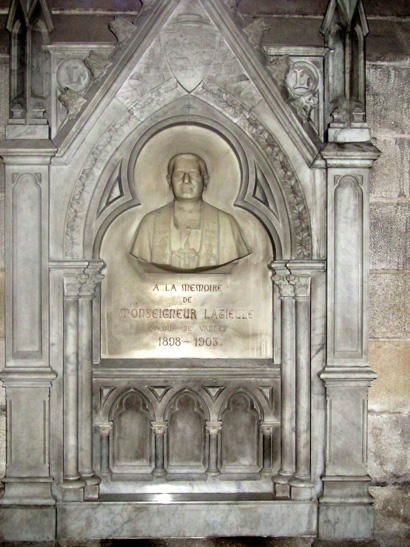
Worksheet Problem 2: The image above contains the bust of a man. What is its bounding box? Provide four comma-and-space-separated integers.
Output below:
131, 153, 251, 272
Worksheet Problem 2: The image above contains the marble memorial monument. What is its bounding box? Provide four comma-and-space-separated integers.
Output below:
0, 0, 380, 543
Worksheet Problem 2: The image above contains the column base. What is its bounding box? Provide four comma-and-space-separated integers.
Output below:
289, 476, 315, 499
260, 467, 273, 476
273, 470, 293, 484
206, 469, 220, 477
0, 477, 55, 505
82, 474, 101, 500
60, 477, 86, 501
152, 469, 166, 478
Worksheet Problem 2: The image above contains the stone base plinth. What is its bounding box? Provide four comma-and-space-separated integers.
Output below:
0, 505, 56, 542
318, 504, 374, 540
57, 500, 317, 540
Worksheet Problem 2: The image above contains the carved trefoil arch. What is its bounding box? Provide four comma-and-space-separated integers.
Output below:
0, 0, 380, 543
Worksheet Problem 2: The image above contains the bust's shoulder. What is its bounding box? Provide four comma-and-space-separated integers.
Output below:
139, 202, 173, 225
203, 201, 237, 224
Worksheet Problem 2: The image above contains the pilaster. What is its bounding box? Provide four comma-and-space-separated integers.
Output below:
0, 141, 57, 539
319, 143, 380, 539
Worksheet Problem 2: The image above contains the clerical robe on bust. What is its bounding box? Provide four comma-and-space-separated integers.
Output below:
131, 153, 251, 272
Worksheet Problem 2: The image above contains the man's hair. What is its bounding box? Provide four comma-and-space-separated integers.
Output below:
167, 153, 209, 187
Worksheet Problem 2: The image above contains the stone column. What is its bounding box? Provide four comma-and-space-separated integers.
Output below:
78, 263, 105, 500
151, 421, 167, 478
206, 421, 222, 476
61, 272, 86, 499
260, 422, 274, 474
98, 423, 113, 476
287, 269, 316, 499
271, 267, 296, 493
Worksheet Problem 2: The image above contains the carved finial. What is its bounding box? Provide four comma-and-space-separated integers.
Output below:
58, 88, 87, 119
6, 0, 54, 129
84, 51, 112, 81
243, 18, 269, 50
321, 0, 369, 138
109, 17, 136, 43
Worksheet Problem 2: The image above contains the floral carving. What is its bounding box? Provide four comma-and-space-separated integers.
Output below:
243, 18, 269, 50
199, 82, 311, 258
58, 87, 87, 119
84, 51, 112, 81
109, 17, 136, 43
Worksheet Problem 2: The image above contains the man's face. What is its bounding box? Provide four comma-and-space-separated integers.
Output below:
170, 155, 204, 203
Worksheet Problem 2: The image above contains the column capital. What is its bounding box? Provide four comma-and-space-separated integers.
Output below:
272, 274, 295, 298
288, 275, 311, 298
206, 421, 223, 434
96, 422, 113, 437
60, 260, 105, 298
260, 422, 275, 435
151, 421, 168, 435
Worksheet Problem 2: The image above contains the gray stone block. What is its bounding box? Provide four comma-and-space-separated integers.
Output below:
368, 413, 410, 483
370, 201, 410, 269
369, 341, 410, 414
263, 18, 323, 47
369, 272, 410, 339
366, 21, 409, 62
366, 64, 410, 135
370, 138, 410, 198
370, 485, 410, 547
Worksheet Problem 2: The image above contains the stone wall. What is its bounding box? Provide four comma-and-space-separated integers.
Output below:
0, 2, 408, 545
367, 56, 410, 546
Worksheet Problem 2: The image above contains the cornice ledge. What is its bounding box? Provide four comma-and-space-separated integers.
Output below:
320, 142, 381, 168
320, 365, 377, 383
0, 139, 57, 163
201, 0, 321, 166
0, 367, 58, 387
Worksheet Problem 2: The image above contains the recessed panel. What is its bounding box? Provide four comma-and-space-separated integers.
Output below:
101, 125, 273, 359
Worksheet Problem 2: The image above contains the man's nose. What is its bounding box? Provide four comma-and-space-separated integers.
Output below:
182, 172, 191, 184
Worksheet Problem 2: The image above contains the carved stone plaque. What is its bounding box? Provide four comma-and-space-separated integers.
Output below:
101, 126, 272, 358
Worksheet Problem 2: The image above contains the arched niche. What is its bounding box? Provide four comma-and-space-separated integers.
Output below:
99, 123, 274, 359
219, 390, 262, 473
65, 94, 313, 262
164, 389, 209, 473
110, 389, 154, 472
